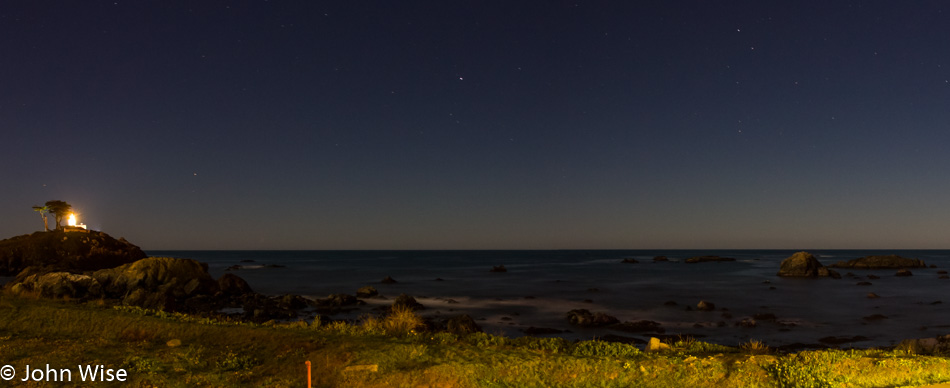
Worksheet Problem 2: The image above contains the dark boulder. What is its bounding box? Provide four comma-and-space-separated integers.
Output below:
818, 267, 842, 279
320, 293, 359, 307
278, 294, 312, 310
566, 309, 619, 327
356, 286, 379, 298
381, 276, 398, 284
895, 269, 913, 277
653, 256, 669, 262
898, 335, 950, 354
446, 314, 482, 335
830, 255, 926, 269
217, 273, 253, 296
621, 258, 639, 264
0, 231, 146, 276
393, 294, 424, 311
697, 300, 716, 311
490, 265, 507, 273
240, 294, 299, 322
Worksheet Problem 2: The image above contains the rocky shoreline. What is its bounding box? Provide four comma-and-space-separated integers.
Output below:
1, 232, 946, 353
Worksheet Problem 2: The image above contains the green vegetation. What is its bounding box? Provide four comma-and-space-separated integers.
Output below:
0, 292, 948, 387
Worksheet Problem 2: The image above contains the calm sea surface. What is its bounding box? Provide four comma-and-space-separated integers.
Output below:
147, 249, 950, 348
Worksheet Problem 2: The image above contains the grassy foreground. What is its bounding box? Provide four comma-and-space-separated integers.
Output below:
0, 293, 948, 387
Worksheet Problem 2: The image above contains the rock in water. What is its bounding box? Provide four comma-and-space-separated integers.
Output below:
356, 286, 379, 298
777, 251, 821, 276
697, 300, 716, 311
777, 251, 839, 278
830, 255, 926, 269
566, 309, 619, 327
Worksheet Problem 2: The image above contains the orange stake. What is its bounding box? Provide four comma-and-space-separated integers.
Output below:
306, 360, 312, 388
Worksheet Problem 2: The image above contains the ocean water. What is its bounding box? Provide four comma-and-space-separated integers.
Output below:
147, 249, 950, 349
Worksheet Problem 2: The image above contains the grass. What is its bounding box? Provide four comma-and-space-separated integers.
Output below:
0, 292, 948, 387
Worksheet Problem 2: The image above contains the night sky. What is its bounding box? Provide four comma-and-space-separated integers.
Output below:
3, 2, 950, 250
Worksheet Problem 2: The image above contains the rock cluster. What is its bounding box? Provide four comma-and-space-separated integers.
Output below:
0, 232, 320, 323
829, 255, 926, 269
566, 309, 619, 327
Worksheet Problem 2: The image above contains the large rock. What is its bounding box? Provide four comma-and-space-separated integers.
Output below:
645, 337, 671, 352
92, 257, 220, 309
8, 272, 102, 299
777, 251, 839, 278
0, 231, 146, 276
217, 273, 253, 296
830, 255, 926, 269
898, 335, 950, 354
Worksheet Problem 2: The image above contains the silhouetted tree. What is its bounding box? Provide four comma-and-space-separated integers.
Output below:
31, 205, 50, 231
45, 200, 72, 230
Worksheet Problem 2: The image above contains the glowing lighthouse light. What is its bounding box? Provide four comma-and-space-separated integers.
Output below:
67, 214, 87, 230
